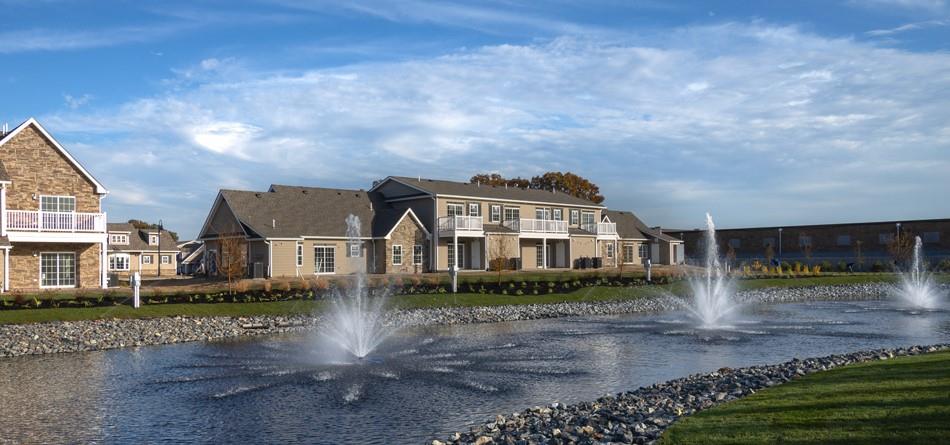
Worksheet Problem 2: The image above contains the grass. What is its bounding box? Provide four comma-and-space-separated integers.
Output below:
661, 351, 950, 445
0, 273, 938, 325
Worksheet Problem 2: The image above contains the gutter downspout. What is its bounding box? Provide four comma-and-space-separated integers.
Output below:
265, 239, 273, 278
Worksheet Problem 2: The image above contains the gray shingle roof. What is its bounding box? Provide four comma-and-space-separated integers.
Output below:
604, 210, 681, 242
107, 222, 179, 252
386, 176, 604, 207
218, 185, 405, 238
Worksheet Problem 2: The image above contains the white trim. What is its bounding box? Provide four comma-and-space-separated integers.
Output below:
108, 253, 131, 271
413, 244, 423, 265
0, 119, 108, 194
196, 192, 250, 241
392, 244, 403, 266
313, 244, 336, 274
38, 251, 78, 288
368, 176, 434, 195
8, 231, 107, 243
382, 208, 432, 240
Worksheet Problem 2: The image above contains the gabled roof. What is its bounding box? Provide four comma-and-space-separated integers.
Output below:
605, 209, 681, 243
204, 185, 408, 239
0, 118, 108, 194
375, 176, 605, 208
107, 222, 179, 252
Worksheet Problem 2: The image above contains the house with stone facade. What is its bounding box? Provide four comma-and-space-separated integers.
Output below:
195, 176, 680, 279
106, 223, 180, 277
0, 118, 109, 290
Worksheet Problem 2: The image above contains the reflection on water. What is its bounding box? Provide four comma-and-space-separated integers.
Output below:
0, 300, 948, 444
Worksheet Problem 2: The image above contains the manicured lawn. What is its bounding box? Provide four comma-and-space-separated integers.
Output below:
0, 300, 325, 324
661, 351, 950, 445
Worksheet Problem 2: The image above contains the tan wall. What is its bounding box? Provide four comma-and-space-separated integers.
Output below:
108, 251, 180, 277
571, 236, 596, 260
435, 196, 601, 229
437, 238, 483, 270
519, 239, 539, 269
485, 233, 519, 264
619, 241, 644, 265
269, 241, 296, 277
0, 249, 5, 287
10, 242, 101, 289
0, 125, 101, 212
384, 216, 428, 274
599, 240, 619, 267
271, 239, 376, 277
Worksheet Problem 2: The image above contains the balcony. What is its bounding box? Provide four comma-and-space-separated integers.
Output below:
581, 222, 618, 237
503, 218, 568, 237
438, 215, 483, 236
6, 210, 107, 233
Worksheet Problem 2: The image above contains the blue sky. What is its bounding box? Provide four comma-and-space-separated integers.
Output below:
2, 0, 948, 238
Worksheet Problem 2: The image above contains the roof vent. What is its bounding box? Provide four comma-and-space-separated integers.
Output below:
272, 219, 277, 228
254, 193, 261, 198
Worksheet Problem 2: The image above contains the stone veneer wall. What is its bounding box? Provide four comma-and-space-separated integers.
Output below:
385, 216, 428, 274
0, 125, 101, 212
10, 243, 100, 289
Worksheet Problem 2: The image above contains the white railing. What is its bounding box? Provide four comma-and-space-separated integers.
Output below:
438, 215, 483, 232
581, 222, 617, 235
6, 210, 106, 232
503, 218, 568, 234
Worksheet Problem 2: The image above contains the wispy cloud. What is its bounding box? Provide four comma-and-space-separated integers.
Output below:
0, 24, 188, 53
866, 18, 950, 35
48, 22, 950, 234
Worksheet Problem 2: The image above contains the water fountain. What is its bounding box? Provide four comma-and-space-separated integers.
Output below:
684, 213, 740, 328
317, 215, 395, 359
896, 236, 941, 310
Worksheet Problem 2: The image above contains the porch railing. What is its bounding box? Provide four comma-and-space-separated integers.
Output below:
503, 218, 568, 234
5, 210, 106, 232
581, 222, 617, 235
438, 215, 483, 232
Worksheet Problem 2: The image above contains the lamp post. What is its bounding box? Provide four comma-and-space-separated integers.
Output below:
157, 219, 163, 277
778, 228, 783, 263
896, 222, 901, 245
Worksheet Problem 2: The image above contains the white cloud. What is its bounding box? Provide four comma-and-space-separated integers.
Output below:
48, 22, 950, 234
866, 19, 950, 36
63, 93, 92, 109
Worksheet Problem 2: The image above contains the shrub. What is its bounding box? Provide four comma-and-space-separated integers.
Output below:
814, 265, 822, 275
234, 280, 250, 293
263, 280, 273, 293
410, 275, 422, 286
275, 279, 292, 292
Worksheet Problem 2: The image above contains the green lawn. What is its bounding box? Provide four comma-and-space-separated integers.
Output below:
661, 351, 950, 445
0, 273, 933, 325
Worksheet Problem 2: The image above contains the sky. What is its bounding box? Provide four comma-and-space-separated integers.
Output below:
1, 0, 948, 238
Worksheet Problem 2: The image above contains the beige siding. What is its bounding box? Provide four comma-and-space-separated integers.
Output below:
571, 236, 596, 260
270, 241, 298, 277
435, 196, 600, 229
109, 251, 180, 277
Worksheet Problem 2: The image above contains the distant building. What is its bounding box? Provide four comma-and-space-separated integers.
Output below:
106, 223, 180, 277
671, 218, 950, 266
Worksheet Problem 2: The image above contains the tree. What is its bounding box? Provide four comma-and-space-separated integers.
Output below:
725, 244, 737, 273
888, 232, 915, 266
216, 234, 247, 294
854, 240, 864, 270
128, 219, 180, 242
488, 234, 516, 286
470, 171, 605, 203
764, 243, 775, 267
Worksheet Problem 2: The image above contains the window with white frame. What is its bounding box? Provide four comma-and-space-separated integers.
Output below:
535, 244, 544, 268
503, 206, 520, 222
392, 245, 403, 265
553, 208, 562, 221
314, 246, 335, 274
489, 205, 501, 223
623, 244, 635, 263
606, 243, 615, 258
413, 245, 423, 265
468, 202, 480, 217
149, 234, 159, 245
580, 211, 595, 226
296, 243, 303, 267
639, 244, 649, 258
142, 255, 153, 265
447, 243, 463, 268
161, 255, 171, 265
535, 207, 551, 220
447, 203, 464, 217
570, 209, 579, 225
348, 242, 361, 258
109, 254, 130, 271
109, 233, 129, 245
40, 195, 76, 212
40, 253, 76, 287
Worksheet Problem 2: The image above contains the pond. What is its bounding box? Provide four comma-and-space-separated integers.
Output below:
1, 300, 947, 444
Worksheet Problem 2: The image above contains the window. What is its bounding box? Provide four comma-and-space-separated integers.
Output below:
580, 211, 595, 226
447, 243, 463, 268
40, 195, 76, 212
489, 205, 501, 223
535, 244, 544, 268
392, 245, 403, 265
149, 234, 159, 246
314, 246, 335, 274
798, 235, 812, 247
728, 238, 741, 248
762, 237, 775, 248
468, 202, 480, 217
837, 235, 851, 246
447, 203, 464, 217
606, 243, 615, 258
922, 232, 940, 243
109, 234, 129, 245
623, 244, 635, 263
413, 245, 423, 265
161, 255, 171, 265
553, 208, 562, 221
142, 255, 153, 265
40, 253, 76, 288
296, 243, 303, 267
570, 209, 579, 225
503, 206, 520, 222
109, 254, 130, 271
639, 244, 649, 259
535, 207, 551, 220
348, 242, 361, 258
879, 233, 894, 245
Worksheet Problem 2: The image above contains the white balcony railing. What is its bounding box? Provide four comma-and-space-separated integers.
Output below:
503, 218, 568, 234
6, 210, 106, 233
581, 222, 617, 235
438, 215, 483, 232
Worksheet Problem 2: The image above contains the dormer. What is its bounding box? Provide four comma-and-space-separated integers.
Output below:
147, 232, 160, 246
108, 231, 130, 245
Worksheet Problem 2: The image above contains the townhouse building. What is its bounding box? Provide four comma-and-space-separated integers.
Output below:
197, 176, 681, 278
106, 223, 180, 277
0, 118, 109, 290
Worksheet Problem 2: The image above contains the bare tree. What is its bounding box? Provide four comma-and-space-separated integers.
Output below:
216, 234, 247, 294
764, 243, 775, 267
888, 231, 915, 266
489, 234, 515, 286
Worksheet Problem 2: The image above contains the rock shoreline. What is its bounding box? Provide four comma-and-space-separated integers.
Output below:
0, 282, 928, 358
439, 343, 950, 445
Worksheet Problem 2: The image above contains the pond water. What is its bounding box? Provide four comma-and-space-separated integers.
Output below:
1, 300, 947, 444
